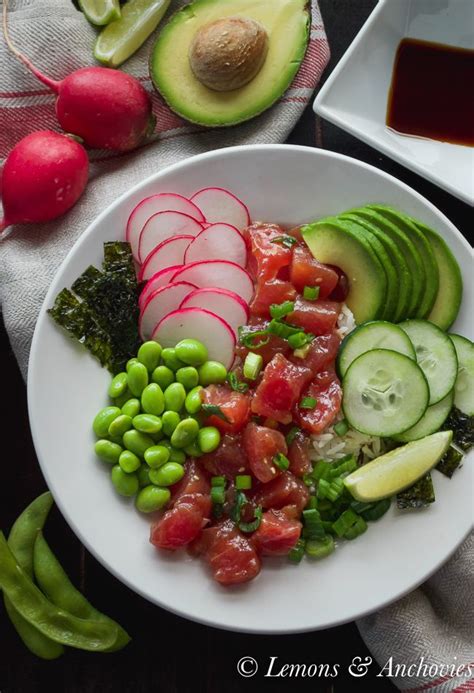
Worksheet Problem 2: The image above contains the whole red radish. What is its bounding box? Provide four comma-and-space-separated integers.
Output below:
3, 2, 155, 152
0, 131, 89, 236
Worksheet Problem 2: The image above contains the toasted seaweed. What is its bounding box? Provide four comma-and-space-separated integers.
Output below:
442, 407, 473, 452
71, 265, 103, 300
397, 473, 435, 510
436, 444, 464, 478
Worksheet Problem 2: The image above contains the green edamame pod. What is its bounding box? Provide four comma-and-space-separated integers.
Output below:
33, 532, 130, 651
141, 383, 165, 416
126, 358, 139, 371
198, 426, 221, 454
0, 532, 118, 651
164, 382, 186, 412
161, 347, 186, 371
183, 441, 203, 458
119, 450, 141, 473
108, 414, 133, 437
149, 462, 185, 487
151, 365, 174, 390
94, 439, 123, 464
93, 406, 121, 438
198, 361, 227, 386
132, 414, 162, 434
135, 486, 170, 513
127, 362, 149, 397
161, 410, 181, 437
137, 341, 162, 372
175, 339, 208, 366
111, 467, 139, 497
170, 418, 199, 449
185, 386, 203, 414
176, 366, 199, 390
108, 372, 128, 399
123, 430, 154, 458
144, 445, 170, 469
121, 398, 141, 418
4, 493, 63, 660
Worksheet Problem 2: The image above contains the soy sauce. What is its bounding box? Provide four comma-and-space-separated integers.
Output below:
387, 38, 474, 147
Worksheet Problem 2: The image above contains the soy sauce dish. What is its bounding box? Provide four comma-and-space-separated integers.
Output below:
28, 145, 473, 634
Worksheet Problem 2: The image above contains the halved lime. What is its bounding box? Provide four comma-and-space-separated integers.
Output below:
94, 0, 171, 67
344, 431, 452, 502
79, 0, 121, 26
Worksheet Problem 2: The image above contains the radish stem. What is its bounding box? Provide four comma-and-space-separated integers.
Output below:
3, 0, 60, 93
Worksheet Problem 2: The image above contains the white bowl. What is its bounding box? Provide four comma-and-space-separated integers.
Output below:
314, 0, 474, 206
28, 145, 473, 634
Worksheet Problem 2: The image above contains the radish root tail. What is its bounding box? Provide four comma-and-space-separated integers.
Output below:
3, 0, 60, 93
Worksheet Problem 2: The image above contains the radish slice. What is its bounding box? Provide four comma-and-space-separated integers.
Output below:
171, 261, 254, 304
139, 282, 196, 341
152, 308, 236, 369
139, 236, 194, 282
184, 223, 247, 268
139, 265, 184, 311
190, 187, 250, 231
139, 211, 204, 264
180, 288, 249, 337
126, 194, 205, 261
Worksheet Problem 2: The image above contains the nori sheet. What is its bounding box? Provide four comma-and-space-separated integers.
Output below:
442, 407, 473, 452
436, 444, 464, 478
397, 472, 435, 509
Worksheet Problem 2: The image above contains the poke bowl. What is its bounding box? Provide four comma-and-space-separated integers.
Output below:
28, 144, 473, 633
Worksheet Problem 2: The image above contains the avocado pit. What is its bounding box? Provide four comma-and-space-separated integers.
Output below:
189, 16, 269, 92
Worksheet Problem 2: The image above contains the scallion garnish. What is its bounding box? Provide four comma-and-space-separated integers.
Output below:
305, 535, 334, 559
238, 507, 263, 533
300, 396, 317, 409
271, 235, 297, 249
238, 326, 270, 350
227, 371, 249, 393
334, 419, 349, 436
332, 509, 360, 538
211, 476, 226, 487
243, 352, 263, 380
270, 301, 295, 320
288, 538, 306, 563
211, 486, 226, 505
303, 286, 320, 301
202, 403, 231, 423
285, 426, 300, 446
302, 508, 325, 540
235, 475, 252, 490
287, 331, 313, 350
273, 452, 290, 471
317, 477, 345, 503
267, 319, 301, 339
230, 490, 247, 523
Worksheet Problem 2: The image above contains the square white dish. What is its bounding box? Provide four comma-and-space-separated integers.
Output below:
314, 0, 474, 205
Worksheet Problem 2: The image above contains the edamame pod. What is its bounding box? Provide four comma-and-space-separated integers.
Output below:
176, 366, 199, 390
135, 486, 170, 513
132, 414, 162, 434
121, 398, 141, 418
95, 440, 123, 464
108, 372, 128, 399
33, 532, 130, 652
198, 427, 221, 453
93, 406, 121, 438
164, 383, 186, 412
144, 445, 170, 469
141, 383, 165, 416
185, 386, 203, 414
151, 365, 174, 390
0, 532, 118, 651
161, 410, 181, 437
108, 414, 133, 437
127, 362, 149, 397
170, 418, 199, 449
111, 467, 139, 497
161, 348, 185, 371
137, 341, 162, 372
119, 450, 141, 473
123, 430, 154, 458
198, 361, 227, 386
149, 462, 184, 487
175, 339, 208, 366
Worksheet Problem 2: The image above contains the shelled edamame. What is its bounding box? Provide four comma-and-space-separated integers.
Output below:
92, 339, 225, 512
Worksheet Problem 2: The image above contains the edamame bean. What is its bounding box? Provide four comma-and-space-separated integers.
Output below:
164, 382, 186, 412
119, 450, 141, 473
175, 339, 208, 366
160, 441, 187, 464
126, 358, 139, 372
176, 366, 199, 390
170, 418, 199, 449
137, 464, 152, 487
93, 406, 121, 438
132, 414, 162, 434
183, 441, 203, 458
127, 362, 149, 397
137, 341, 162, 372
149, 462, 184, 487
141, 383, 165, 416
108, 372, 128, 399
123, 430, 154, 458
161, 410, 181, 437
108, 414, 133, 438
113, 388, 134, 408
198, 361, 228, 386
151, 365, 174, 390
95, 440, 123, 464
111, 466, 139, 497
161, 348, 186, 371
185, 386, 203, 414
198, 426, 221, 453
135, 486, 170, 513
121, 398, 141, 418
144, 445, 170, 469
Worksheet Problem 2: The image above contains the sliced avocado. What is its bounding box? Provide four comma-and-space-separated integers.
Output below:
332, 217, 398, 321
415, 221, 463, 330
302, 219, 386, 324
367, 205, 439, 319
348, 207, 424, 319
149, 0, 310, 126
340, 213, 410, 322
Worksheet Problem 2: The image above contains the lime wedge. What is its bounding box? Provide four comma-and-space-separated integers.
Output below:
94, 0, 171, 67
344, 431, 453, 502
78, 0, 121, 26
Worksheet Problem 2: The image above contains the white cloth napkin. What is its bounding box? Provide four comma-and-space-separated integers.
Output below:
0, 3, 472, 690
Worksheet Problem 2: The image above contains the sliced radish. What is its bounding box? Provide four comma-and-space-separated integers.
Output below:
126, 194, 205, 261
139, 211, 204, 264
139, 265, 184, 311
171, 261, 254, 304
180, 288, 249, 337
139, 236, 194, 282
190, 187, 250, 231
184, 223, 247, 268
152, 308, 236, 369
139, 282, 196, 341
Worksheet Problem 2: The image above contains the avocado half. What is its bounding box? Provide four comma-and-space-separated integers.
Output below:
149, 0, 310, 127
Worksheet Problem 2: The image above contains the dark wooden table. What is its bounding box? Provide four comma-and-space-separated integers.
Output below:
1, 2, 471, 691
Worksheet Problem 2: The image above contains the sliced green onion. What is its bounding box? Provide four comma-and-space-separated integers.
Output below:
270, 301, 295, 320
334, 419, 349, 436
211, 476, 226, 487
273, 452, 290, 471
288, 538, 306, 563
211, 486, 225, 505
285, 426, 300, 446
227, 372, 249, 393
302, 508, 325, 539
350, 500, 374, 515
235, 475, 252, 490
311, 460, 331, 482
243, 352, 263, 380
332, 509, 359, 537
317, 477, 345, 502
328, 454, 357, 478
303, 286, 320, 301
238, 326, 270, 350
270, 235, 297, 249
344, 516, 367, 540
267, 320, 301, 339
300, 396, 317, 410
201, 403, 230, 423
305, 535, 334, 559
230, 490, 246, 523
306, 496, 318, 510
239, 506, 262, 533
360, 498, 391, 522
287, 332, 313, 350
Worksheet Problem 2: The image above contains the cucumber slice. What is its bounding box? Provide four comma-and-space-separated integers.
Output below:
337, 321, 415, 377
392, 391, 454, 443
342, 349, 429, 437
78, 0, 121, 26
399, 319, 458, 405
344, 431, 453, 502
450, 334, 474, 416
